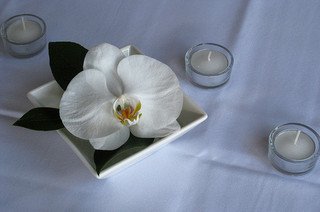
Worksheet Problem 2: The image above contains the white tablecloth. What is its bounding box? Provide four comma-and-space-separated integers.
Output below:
1, 0, 320, 211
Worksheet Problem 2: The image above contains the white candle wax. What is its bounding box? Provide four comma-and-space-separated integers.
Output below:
6, 18, 42, 43
190, 49, 228, 75
274, 130, 315, 160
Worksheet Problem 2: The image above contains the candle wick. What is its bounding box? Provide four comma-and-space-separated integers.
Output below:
21, 17, 26, 31
208, 51, 213, 61
294, 130, 301, 145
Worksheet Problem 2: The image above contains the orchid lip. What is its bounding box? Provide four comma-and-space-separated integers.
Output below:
113, 95, 142, 126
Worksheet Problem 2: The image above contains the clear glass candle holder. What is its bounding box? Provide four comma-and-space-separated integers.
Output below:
268, 123, 320, 175
185, 43, 234, 87
1, 14, 47, 58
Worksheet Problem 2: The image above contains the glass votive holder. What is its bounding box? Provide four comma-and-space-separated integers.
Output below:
185, 43, 234, 87
268, 123, 320, 175
0, 14, 46, 58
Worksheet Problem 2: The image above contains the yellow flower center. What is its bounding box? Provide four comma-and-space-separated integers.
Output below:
113, 95, 142, 126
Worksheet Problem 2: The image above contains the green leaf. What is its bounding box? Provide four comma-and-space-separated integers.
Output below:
13, 107, 64, 131
49, 42, 88, 90
94, 134, 154, 175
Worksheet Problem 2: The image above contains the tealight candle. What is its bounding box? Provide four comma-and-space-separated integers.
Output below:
185, 43, 233, 87
274, 130, 315, 160
1, 14, 46, 58
268, 123, 320, 175
190, 50, 228, 75
6, 17, 42, 43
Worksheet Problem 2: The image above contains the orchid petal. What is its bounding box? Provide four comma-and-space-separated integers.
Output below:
117, 55, 183, 137
59, 69, 123, 139
83, 43, 125, 96
89, 127, 130, 150
130, 120, 181, 138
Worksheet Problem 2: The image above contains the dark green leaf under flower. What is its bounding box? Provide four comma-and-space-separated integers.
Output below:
94, 134, 154, 175
13, 107, 63, 130
49, 42, 88, 90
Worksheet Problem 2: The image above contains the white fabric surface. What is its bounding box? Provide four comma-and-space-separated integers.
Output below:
1, 0, 320, 211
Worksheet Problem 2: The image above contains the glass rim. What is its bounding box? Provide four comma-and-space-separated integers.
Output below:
269, 123, 320, 162
185, 43, 234, 77
1, 14, 46, 45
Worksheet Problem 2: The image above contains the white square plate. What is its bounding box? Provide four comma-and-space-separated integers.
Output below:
27, 45, 207, 179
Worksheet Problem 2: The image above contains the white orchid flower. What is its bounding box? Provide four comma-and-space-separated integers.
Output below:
59, 43, 183, 150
